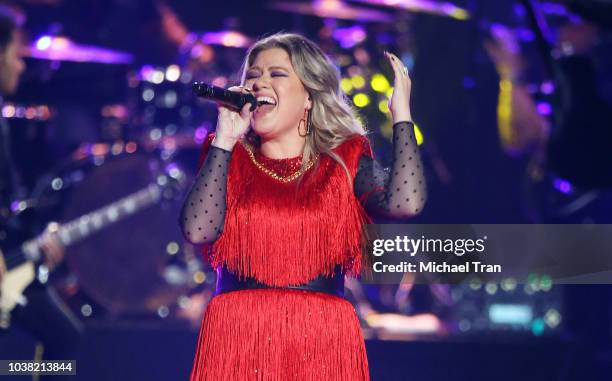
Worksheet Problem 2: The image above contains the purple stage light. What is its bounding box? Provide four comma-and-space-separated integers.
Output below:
333, 25, 366, 49
541, 81, 555, 95
536, 102, 552, 116
553, 179, 572, 194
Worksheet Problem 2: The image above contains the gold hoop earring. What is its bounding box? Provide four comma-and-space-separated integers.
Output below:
306, 109, 312, 134
298, 109, 311, 137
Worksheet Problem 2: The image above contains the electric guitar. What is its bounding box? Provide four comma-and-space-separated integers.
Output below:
0, 178, 173, 328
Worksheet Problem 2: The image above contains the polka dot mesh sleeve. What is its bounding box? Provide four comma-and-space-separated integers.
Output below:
354, 121, 427, 219
179, 141, 231, 244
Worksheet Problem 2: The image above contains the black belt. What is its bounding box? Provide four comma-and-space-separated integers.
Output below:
215, 266, 345, 297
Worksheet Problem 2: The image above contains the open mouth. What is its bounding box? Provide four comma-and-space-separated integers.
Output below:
255, 96, 277, 116
256, 96, 277, 107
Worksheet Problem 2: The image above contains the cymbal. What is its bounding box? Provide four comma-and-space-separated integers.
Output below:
352, 0, 470, 21
268, 0, 394, 22
22, 36, 134, 64
200, 30, 253, 48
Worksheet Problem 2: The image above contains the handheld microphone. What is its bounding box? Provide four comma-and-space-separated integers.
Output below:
192, 82, 258, 112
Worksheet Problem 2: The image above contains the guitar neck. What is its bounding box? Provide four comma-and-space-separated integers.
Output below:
14, 182, 163, 265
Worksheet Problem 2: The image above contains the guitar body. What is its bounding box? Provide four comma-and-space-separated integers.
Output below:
0, 261, 35, 328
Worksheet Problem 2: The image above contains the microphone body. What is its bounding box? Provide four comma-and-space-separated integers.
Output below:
192, 82, 258, 112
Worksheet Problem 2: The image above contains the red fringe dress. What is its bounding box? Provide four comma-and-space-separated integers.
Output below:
189, 133, 373, 381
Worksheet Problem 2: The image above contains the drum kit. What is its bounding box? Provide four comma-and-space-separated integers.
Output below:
16, 34, 219, 322
15, 0, 481, 324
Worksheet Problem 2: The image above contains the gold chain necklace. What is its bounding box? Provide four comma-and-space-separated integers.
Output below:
243, 143, 319, 183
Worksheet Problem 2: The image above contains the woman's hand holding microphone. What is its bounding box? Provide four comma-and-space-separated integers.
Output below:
212, 86, 253, 151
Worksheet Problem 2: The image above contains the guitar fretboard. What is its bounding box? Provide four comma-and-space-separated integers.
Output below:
20, 183, 163, 262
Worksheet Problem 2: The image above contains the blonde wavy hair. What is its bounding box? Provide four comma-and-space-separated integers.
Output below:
239, 32, 368, 183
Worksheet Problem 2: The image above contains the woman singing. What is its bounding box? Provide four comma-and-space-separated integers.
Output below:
180, 32, 426, 380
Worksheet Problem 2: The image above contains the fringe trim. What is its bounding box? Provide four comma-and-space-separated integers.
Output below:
189, 289, 370, 381
210, 135, 373, 286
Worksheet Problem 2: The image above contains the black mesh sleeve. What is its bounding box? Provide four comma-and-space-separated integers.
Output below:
354, 121, 427, 219
179, 144, 231, 244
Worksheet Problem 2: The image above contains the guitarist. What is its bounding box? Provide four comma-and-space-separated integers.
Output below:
0, 5, 82, 368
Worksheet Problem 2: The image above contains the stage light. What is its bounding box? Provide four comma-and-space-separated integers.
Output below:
125, 142, 138, 153
212, 76, 228, 88
353, 93, 370, 107
166, 242, 180, 255
24, 107, 34, 119
2, 104, 15, 118
485, 282, 498, 295
157, 175, 168, 187
194, 271, 206, 284
35, 36, 52, 50
93, 156, 105, 167
489, 304, 533, 325
81, 304, 93, 317
333, 25, 366, 49
38, 105, 51, 120
167, 165, 183, 180
178, 296, 191, 309
51, 178, 63, 191
50, 37, 69, 50
539, 275, 553, 291
414, 123, 424, 146
531, 318, 545, 336
554, 179, 572, 194
541, 81, 555, 94
544, 309, 561, 328
110, 142, 123, 156
537, 102, 552, 116
527, 273, 540, 291
500, 277, 517, 292
450, 7, 470, 20
151, 69, 165, 84
10, 200, 27, 213
378, 99, 389, 114
469, 277, 482, 290
163, 90, 178, 108
351, 75, 365, 89
92, 143, 109, 156
194, 127, 208, 143
157, 305, 170, 318
165, 65, 181, 82
140, 65, 155, 82
223, 31, 248, 48
149, 128, 162, 141
370, 73, 390, 92
340, 78, 353, 94
142, 88, 155, 102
